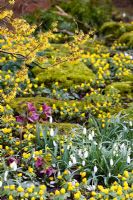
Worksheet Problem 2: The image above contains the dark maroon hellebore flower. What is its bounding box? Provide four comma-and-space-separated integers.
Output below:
42, 103, 51, 118
35, 157, 44, 168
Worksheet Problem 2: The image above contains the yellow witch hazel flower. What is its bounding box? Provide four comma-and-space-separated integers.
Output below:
9, 0, 15, 4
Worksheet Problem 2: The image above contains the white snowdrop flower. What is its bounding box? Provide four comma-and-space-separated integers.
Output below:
88, 134, 93, 141
70, 154, 74, 159
120, 143, 126, 151
122, 12, 126, 18
49, 116, 53, 123
67, 145, 70, 150
72, 157, 77, 164
109, 172, 111, 177
82, 160, 86, 166
114, 144, 118, 151
78, 149, 82, 157
53, 141, 57, 147
91, 130, 95, 137
83, 151, 88, 158
92, 185, 96, 191
93, 141, 98, 145
94, 165, 98, 173
87, 186, 91, 191
57, 171, 61, 176
50, 128, 54, 137
32, 150, 35, 158
69, 161, 72, 167
129, 121, 132, 127
83, 127, 87, 135
0, 181, 2, 187
10, 161, 17, 171
4, 171, 8, 181
87, 185, 96, 191
52, 164, 56, 168
110, 159, 114, 166
113, 150, 116, 155
127, 155, 131, 164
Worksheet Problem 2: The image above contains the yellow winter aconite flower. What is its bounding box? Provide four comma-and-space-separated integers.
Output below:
55, 190, 60, 195
60, 188, 66, 194
2, 128, 12, 134
17, 186, 24, 192
74, 191, 81, 199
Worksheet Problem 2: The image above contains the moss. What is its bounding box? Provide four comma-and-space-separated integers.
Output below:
121, 74, 133, 82
100, 21, 133, 42
10, 96, 82, 113
32, 62, 96, 88
10, 93, 114, 114
119, 31, 133, 47
122, 103, 133, 120
105, 81, 133, 95
41, 122, 80, 135
100, 21, 122, 36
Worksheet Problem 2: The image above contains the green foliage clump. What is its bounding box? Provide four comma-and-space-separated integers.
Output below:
100, 21, 133, 42
32, 62, 96, 87
119, 31, 133, 47
106, 81, 133, 95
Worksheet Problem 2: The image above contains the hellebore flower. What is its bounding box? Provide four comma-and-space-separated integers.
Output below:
8, 157, 18, 165
27, 102, 36, 112
16, 116, 25, 123
35, 157, 44, 168
8, 157, 18, 171
45, 167, 55, 177
42, 103, 51, 119
28, 111, 39, 122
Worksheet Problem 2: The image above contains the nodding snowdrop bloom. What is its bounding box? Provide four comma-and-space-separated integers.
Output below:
113, 143, 118, 151
127, 155, 131, 164
122, 12, 126, 18
83, 127, 87, 135
69, 161, 72, 167
129, 121, 132, 127
83, 151, 88, 159
94, 165, 98, 173
49, 116, 53, 123
57, 171, 61, 176
72, 156, 77, 164
52, 164, 56, 168
10, 161, 17, 171
0, 181, 2, 187
87, 185, 96, 191
4, 171, 8, 181
67, 145, 70, 150
91, 130, 95, 137
88, 134, 93, 141
109, 172, 111, 177
53, 141, 57, 147
120, 143, 126, 152
78, 149, 82, 157
110, 159, 114, 166
50, 128, 54, 137
113, 150, 116, 156
82, 160, 86, 166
